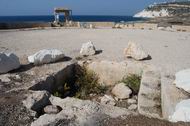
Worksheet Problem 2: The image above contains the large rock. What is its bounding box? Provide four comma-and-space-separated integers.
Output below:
31, 97, 133, 126
112, 83, 132, 99
0, 52, 20, 74
169, 99, 190, 122
124, 42, 149, 60
174, 69, 190, 93
87, 61, 128, 86
161, 73, 189, 120
23, 91, 51, 113
28, 49, 65, 65
138, 66, 162, 118
80, 41, 96, 56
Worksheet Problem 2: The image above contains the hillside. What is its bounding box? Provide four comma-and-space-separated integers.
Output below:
134, 1, 190, 25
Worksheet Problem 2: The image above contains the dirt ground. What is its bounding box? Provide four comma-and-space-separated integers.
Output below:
101, 115, 190, 126
0, 91, 34, 126
0, 28, 190, 125
0, 82, 190, 126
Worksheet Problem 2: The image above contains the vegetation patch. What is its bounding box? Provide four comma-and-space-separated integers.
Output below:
75, 66, 107, 99
121, 74, 141, 95
53, 65, 107, 99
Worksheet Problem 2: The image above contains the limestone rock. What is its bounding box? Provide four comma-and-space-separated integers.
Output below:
87, 61, 128, 86
31, 96, 133, 126
138, 66, 162, 118
23, 91, 51, 113
44, 105, 62, 114
0, 52, 20, 74
100, 95, 116, 106
112, 83, 132, 99
80, 41, 96, 56
124, 42, 149, 60
174, 69, 190, 93
161, 74, 189, 120
28, 49, 65, 65
128, 104, 137, 110
169, 99, 190, 122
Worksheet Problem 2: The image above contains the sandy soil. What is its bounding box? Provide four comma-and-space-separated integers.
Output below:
0, 28, 190, 74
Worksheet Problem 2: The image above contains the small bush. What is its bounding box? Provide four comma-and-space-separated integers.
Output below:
121, 74, 141, 94
75, 66, 107, 99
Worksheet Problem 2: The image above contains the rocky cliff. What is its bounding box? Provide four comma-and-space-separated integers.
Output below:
134, 1, 190, 25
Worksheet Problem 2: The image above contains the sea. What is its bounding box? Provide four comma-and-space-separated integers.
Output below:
0, 15, 143, 23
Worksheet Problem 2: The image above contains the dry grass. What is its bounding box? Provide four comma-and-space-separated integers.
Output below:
75, 66, 107, 99
121, 74, 141, 94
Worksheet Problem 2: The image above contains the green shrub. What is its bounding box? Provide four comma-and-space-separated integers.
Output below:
75, 66, 107, 99
121, 74, 141, 94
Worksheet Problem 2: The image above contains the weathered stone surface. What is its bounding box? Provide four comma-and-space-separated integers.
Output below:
138, 66, 162, 118
0, 52, 20, 74
124, 42, 149, 60
100, 95, 116, 106
23, 91, 51, 113
169, 99, 190, 122
31, 97, 133, 126
112, 83, 132, 99
128, 104, 137, 110
125, 61, 147, 77
28, 49, 65, 65
174, 69, 190, 93
87, 61, 128, 86
80, 41, 96, 56
44, 105, 62, 114
0, 74, 11, 82
28, 62, 76, 94
161, 74, 189, 120
127, 99, 137, 104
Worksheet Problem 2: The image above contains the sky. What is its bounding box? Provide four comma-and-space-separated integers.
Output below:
0, 0, 176, 16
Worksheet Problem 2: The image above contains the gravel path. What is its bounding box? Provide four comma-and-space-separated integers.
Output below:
0, 28, 190, 74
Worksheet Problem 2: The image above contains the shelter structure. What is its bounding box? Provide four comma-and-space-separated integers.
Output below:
54, 8, 72, 23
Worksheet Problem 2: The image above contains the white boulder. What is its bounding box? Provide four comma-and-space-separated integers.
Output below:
28, 49, 65, 65
169, 99, 190, 122
174, 69, 190, 93
0, 52, 20, 74
80, 41, 96, 56
124, 42, 149, 60
111, 83, 132, 99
